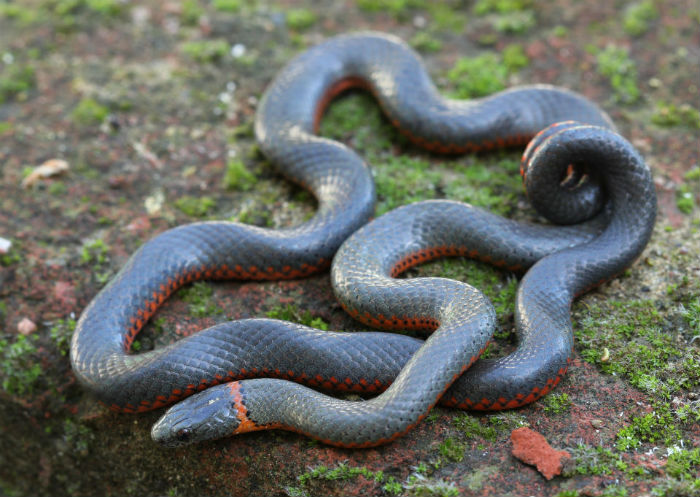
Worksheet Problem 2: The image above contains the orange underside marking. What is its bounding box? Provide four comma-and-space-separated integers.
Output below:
121, 257, 329, 351
447, 357, 573, 411
229, 382, 284, 434
389, 245, 522, 280
313, 76, 373, 133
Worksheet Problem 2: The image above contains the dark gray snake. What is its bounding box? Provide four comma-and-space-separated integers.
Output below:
69, 32, 656, 448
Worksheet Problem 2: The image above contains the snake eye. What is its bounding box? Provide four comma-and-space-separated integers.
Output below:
176, 428, 191, 442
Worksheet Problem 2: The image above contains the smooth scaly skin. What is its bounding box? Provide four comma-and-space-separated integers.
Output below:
70, 32, 655, 448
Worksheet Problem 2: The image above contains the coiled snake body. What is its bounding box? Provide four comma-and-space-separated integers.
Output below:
69, 32, 656, 448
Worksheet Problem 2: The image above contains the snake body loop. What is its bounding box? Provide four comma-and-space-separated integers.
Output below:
69, 32, 656, 448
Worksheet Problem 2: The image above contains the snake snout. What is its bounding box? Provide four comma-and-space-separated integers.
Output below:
151, 384, 241, 447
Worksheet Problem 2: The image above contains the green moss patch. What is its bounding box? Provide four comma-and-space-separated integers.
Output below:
266, 304, 329, 331
448, 53, 508, 98
223, 159, 256, 191
575, 300, 699, 396
542, 392, 572, 414
622, 0, 658, 37
71, 97, 108, 127
0, 335, 42, 395
447, 44, 529, 99
0, 63, 35, 104
177, 281, 223, 318
181, 39, 230, 63
212, 0, 241, 12
594, 45, 640, 104
651, 102, 700, 129
286, 8, 316, 31
174, 195, 216, 217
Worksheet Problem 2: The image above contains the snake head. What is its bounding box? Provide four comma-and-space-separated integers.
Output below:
151, 383, 240, 448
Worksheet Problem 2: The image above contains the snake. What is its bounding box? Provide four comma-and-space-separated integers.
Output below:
69, 32, 656, 448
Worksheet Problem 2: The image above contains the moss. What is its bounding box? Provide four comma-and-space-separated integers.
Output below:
292, 459, 458, 496
405, 478, 459, 497
0, 335, 42, 395
356, 0, 426, 16
651, 102, 700, 129
383, 480, 403, 495
461, 465, 497, 492
574, 299, 699, 397
223, 159, 256, 190
413, 254, 518, 342
574, 297, 698, 453
62, 418, 93, 456
236, 205, 272, 227
181, 39, 230, 63
447, 53, 507, 98
542, 392, 572, 414
180, 0, 204, 25
290, 462, 394, 496
212, 0, 241, 12
174, 195, 216, 217
473, 0, 532, 14
565, 444, 630, 477
666, 448, 700, 480
553, 25, 569, 37
266, 304, 329, 330
410, 32, 443, 52
622, 0, 658, 36
682, 296, 700, 334
0, 63, 35, 104
502, 43, 529, 71
29, 0, 126, 31
48, 181, 67, 195
602, 486, 628, 497
677, 185, 695, 214
595, 45, 640, 103
438, 437, 465, 462
51, 0, 123, 16
318, 92, 396, 153
473, 0, 535, 33
0, 3, 41, 24
615, 408, 681, 451
453, 414, 500, 441
651, 479, 700, 496
0, 121, 12, 134
0, 240, 21, 266
556, 491, 581, 497
447, 44, 529, 99
83, 0, 123, 16
286, 8, 317, 31
80, 238, 109, 266
493, 11, 535, 33
374, 155, 443, 214
429, 3, 468, 32
177, 281, 223, 318
50, 318, 76, 357
71, 97, 108, 127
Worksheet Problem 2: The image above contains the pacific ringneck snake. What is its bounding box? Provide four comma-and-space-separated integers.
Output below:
69, 32, 656, 448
